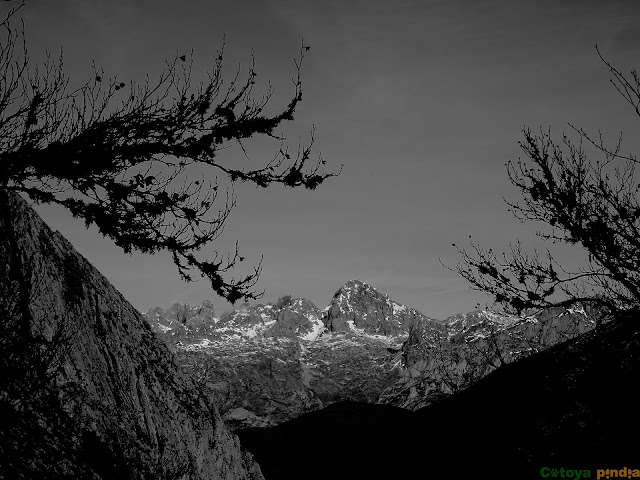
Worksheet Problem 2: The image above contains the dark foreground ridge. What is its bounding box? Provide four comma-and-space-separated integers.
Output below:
0, 191, 263, 479
237, 310, 640, 480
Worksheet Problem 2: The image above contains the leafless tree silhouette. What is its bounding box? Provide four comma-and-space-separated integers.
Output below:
0, 2, 340, 304
452, 47, 640, 318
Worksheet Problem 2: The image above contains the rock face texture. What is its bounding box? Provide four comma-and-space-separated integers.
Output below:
0, 192, 263, 479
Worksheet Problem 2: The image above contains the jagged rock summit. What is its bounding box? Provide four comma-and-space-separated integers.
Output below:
217, 298, 325, 341
145, 280, 432, 345
0, 192, 263, 479
148, 297, 325, 344
324, 279, 432, 335
144, 300, 218, 341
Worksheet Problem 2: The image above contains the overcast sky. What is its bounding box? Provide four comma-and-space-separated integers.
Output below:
8, 0, 640, 318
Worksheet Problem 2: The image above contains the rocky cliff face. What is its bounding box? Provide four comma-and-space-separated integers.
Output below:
0, 192, 263, 479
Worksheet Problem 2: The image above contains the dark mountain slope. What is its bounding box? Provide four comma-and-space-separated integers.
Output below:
237, 402, 414, 480
237, 309, 640, 480
0, 192, 263, 479
414, 307, 640, 472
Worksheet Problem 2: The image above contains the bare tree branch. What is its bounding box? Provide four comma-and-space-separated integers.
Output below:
449, 47, 640, 318
0, 10, 340, 303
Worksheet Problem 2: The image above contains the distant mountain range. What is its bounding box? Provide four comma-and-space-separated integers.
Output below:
143, 279, 420, 429
144, 278, 432, 342
143, 279, 598, 429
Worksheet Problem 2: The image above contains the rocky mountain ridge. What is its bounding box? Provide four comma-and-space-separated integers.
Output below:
143, 279, 598, 429
144, 279, 429, 343
144, 282, 413, 430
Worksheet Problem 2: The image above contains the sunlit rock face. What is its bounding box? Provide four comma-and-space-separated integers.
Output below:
0, 192, 263, 480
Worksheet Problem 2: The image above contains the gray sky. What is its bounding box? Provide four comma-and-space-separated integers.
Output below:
9, 0, 640, 318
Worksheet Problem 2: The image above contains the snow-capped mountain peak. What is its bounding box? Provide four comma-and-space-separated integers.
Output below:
324, 279, 433, 336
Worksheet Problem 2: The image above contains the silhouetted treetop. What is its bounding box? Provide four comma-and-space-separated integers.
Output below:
452, 46, 640, 318
0, 3, 340, 303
